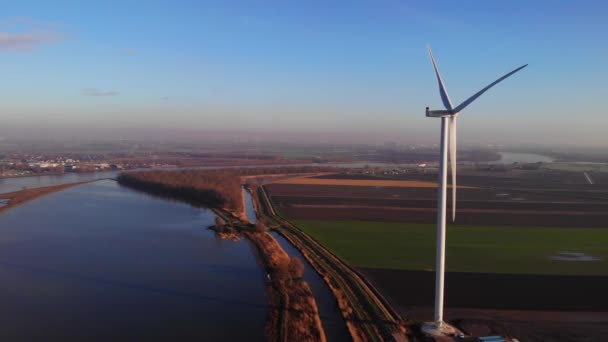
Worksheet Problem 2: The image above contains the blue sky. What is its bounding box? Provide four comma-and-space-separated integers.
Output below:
1, 1, 607, 146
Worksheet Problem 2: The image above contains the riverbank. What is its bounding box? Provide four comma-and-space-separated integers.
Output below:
247, 230, 326, 342
208, 212, 326, 342
252, 183, 408, 341
245, 184, 339, 341
0, 181, 93, 213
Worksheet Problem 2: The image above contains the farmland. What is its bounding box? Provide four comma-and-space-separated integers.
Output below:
292, 221, 608, 276
290, 220, 608, 311
263, 168, 608, 316
267, 169, 608, 227
272, 177, 468, 188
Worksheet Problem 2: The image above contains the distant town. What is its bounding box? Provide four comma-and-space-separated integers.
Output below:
0, 153, 137, 177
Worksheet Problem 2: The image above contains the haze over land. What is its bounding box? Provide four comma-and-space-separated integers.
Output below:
2, 2, 608, 341
1, 1, 607, 147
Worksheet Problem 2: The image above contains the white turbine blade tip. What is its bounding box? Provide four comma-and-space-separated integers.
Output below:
427, 48, 454, 111
453, 63, 528, 113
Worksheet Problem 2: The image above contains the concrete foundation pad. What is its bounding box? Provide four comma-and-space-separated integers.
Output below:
421, 321, 461, 337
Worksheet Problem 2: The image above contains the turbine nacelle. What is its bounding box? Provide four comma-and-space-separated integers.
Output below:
425, 108, 457, 118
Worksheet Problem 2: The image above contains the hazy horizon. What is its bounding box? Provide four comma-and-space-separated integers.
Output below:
2, 1, 607, 147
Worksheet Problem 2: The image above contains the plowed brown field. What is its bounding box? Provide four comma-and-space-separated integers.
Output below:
273, 176, 475, 188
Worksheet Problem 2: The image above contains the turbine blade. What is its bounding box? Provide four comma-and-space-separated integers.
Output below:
449, 117, 457, 222
453, 64, 528, 113
428, 47, 453, 111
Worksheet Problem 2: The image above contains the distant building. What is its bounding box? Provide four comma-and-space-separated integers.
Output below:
94, 163, 110, 170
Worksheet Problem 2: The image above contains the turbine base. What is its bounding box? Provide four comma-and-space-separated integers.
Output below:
421, 321, 461, 337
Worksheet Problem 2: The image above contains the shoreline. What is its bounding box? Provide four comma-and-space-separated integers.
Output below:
0, 181, 94, 213
208, 206, 327, 342
244, 229, 327, 342
0, 171, 66, 179
115, 168, 395, 341
121, 175, 328, 342
253, 184, 407, 341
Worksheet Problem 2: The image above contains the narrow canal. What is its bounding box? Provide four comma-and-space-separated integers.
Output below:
241, 187, 351, 341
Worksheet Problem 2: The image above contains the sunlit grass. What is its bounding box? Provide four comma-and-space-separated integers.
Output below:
294, 220, 608, 275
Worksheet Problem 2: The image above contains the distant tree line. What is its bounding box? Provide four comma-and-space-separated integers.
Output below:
353, 148, 501, 163
165, 151, 281, 160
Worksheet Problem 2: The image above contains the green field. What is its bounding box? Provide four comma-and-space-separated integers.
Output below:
294, 220, 608, 276
543, 162, 608, 172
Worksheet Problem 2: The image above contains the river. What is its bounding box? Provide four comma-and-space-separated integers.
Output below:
0, 171, 119, 194
0, 180, 267, 340
491, 152, 554, 164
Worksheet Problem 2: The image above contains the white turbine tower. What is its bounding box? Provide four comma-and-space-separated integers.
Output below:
425, 47, 527, 331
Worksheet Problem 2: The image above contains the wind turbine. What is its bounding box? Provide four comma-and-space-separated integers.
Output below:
425, 47, 527, 330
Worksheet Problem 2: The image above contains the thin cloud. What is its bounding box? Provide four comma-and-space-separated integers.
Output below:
81, 88, 119, 97
0, 30, 63, 51
0, 17, 64, 51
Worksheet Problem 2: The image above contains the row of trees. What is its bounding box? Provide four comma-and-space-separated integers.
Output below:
232, 165, 339, 176
118, 166, 339, 212
118, 170, 244, 211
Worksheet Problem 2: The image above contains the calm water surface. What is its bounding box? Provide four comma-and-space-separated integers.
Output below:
0, 171, 118, 194
0, 180, 266, 341
243, 187, 258, 224
491, 152, 554, 164
272, 233, 351, 342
